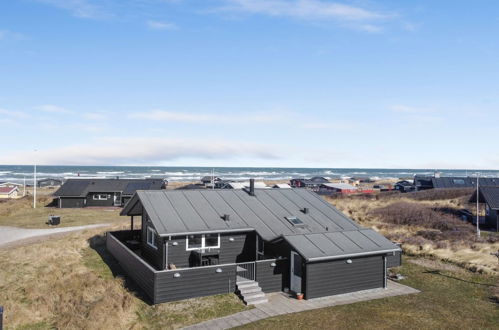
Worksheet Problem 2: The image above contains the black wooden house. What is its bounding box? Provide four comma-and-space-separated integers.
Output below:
107, 180, 401, 305
53, 178, 165, 208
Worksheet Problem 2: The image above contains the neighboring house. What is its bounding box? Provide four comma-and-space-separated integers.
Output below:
373, 184, 393, 192
272, 183, 292, 189
394, 180, 415, 193
318, 183, 358, 195
290, 176, 330, 188
0, 182, 22, 188
469, 186, 499, 231
37, 178, 63, 187
53, 178, 165, 208
414, 176, 499, 190
0, 186, 20, 199
107, 182, 401, 304
200, 176, 223, 188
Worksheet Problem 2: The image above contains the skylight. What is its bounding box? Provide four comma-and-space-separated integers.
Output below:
286, 216, 306, 227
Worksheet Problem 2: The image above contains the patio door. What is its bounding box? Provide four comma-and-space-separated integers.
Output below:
290, 251, 302, 293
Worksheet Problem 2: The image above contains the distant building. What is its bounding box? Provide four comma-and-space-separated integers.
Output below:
0, 186, 20, 199
469, 186, 499, 231
290, 176, 330, 188
414, 175, 499, 190
53, 178, 166, 208
37, 178, 63, 188
318, 183, 358, 195
394, 180, 415, 193
200, 176, 223, 188
0, 182, 22, 188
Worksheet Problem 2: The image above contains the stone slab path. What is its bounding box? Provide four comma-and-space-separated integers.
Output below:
183, 281, 420, 330
0, 224, 109, 248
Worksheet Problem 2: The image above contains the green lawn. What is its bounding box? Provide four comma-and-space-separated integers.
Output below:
239, 257, 499, 330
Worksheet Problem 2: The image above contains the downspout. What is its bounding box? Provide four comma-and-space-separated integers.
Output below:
383, 256, 387, 289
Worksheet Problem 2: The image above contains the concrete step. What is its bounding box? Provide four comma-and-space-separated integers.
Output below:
243, 291, 266, 300
245, 295, 268, 305
238, 286, 262, 295
237, 281, 259, 289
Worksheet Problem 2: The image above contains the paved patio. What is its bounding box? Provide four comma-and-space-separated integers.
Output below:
183, 281, 420, 330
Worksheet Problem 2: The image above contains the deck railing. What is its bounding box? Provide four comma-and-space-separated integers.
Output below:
236, 262, 256, 281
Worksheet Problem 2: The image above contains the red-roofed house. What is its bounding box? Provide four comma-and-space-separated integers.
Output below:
0, 186, 20, 199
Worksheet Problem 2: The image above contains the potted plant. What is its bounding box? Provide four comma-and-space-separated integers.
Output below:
296, 293, 304, 300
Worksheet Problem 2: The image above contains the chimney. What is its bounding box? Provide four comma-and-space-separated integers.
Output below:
249, 178, 255, 196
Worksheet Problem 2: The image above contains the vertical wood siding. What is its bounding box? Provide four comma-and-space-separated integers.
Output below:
106, 232, 156, 303
386, 251, 402, 268
141, 216, 164, 270
256, 259, 287, 293
305, 255, 384, 299
167, 232, 255, 268
154, 265, 237, 303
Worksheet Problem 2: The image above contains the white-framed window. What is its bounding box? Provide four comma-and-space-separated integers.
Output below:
93, 194, 109, 200
186, 233, 220, 251
146, 226, 158, 249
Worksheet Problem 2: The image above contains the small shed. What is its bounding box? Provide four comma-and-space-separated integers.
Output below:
0, 186, 20, 199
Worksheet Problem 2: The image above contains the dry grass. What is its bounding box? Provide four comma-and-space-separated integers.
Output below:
0, 224, 248, 330
327, 190, 499, 274
0, 195, 124, 228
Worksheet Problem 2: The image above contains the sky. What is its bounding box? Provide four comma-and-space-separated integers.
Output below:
0, 0, 499, 169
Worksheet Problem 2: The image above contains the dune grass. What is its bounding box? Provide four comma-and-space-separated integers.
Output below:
327, 192, 499, 274
239, 257, 499, 330
0, 226, 249, 330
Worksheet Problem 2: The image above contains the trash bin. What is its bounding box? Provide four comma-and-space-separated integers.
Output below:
47, 215, 61, 225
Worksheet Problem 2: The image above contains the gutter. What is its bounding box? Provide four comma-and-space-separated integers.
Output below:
306, 248, 402, 263
159, 227, 255, 237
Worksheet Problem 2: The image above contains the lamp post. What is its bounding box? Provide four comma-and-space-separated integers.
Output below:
476, 172, 480, 238
33, 149, 37, 209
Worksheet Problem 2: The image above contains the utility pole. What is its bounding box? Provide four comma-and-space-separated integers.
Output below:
476, 172, 480, 238
23, 176, 26, 196
33, 149, 37, 209
212, 168, 215, 190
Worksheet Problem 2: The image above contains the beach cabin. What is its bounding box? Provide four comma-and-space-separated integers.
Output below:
414, 175, 499, 191
0, 186, 20, 199
469, 186, 499, 231
107, 180, 401, 305
53, 178, 165, 208
37, 178, 63, 188
289, 177, 330, 188
318, 183, 358, 195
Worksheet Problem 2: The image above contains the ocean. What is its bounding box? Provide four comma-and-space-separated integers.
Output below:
0, 165, 497, 184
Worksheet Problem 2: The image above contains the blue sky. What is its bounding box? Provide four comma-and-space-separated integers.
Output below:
1, 0, 498, 168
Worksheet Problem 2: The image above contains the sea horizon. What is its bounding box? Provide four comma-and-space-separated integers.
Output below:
1, 165, 498, 184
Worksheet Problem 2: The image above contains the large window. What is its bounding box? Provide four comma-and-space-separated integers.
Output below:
186, 234, 220, 251
146, 226, 157, 249
93, 194, 109, 200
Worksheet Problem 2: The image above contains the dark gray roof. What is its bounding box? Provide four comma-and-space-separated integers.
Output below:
470, 186, 499, 209
415, 176, 499, 189
54, 179, 163, 197
122, 188, 399, 261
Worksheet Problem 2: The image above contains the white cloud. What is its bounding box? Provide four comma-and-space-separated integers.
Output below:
218, 0, 391, 31
0, 108, 28, 119
0, 29, 25, 41
34, 0, 106, 19
146, 20, 179, 30
35, 104, 73, 114
0, 137, 282, 165
128, 109, 283, 124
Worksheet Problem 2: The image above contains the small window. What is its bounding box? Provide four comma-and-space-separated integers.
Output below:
257, 236, 264, 256
453, 179, 465, 185
186, 234, 220, 251
146, 227, 157, 249
286, 216, 305, 227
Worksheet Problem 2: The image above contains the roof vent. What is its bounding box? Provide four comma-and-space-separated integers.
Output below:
222, 214, 230, 222
302, 207, 309, 214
